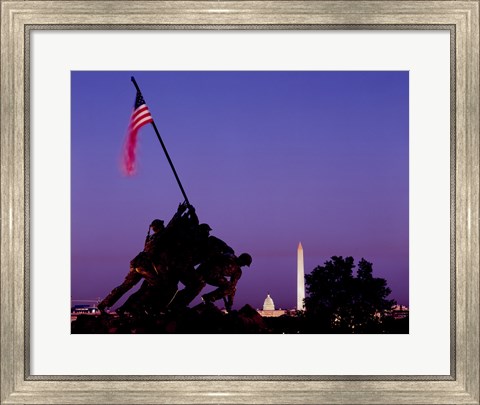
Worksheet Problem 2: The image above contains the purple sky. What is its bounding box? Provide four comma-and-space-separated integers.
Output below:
71, 71, 409, 310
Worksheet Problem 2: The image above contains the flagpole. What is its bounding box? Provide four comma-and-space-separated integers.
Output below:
131, 76, 190, 206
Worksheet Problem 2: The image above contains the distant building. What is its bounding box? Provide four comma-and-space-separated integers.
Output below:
374, 305, 409, 321
257, 294, 288, 317
389, 304, 409, 319
263, 294, 275, 310
71, 304, 100, 314
71, 304, 101, 321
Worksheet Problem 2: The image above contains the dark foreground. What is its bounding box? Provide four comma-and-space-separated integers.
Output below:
71, 304, 409, 334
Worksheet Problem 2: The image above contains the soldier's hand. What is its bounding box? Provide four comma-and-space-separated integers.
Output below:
178, 202, 187, 213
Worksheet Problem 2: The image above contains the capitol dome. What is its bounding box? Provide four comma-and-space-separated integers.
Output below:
263, 294, 275, 311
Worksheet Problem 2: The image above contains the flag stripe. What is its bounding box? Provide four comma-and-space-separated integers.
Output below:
131, 109, 152, 125
131, 106, 153, 128
132, 116, 153, 132
132, 105, 150, 119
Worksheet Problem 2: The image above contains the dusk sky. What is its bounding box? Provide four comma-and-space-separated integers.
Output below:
71, 71, 409, 310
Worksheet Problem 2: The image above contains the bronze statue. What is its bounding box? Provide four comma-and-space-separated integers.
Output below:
97, 202, 252, 316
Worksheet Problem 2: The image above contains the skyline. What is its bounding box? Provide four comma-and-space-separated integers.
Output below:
71, 71, 409, 310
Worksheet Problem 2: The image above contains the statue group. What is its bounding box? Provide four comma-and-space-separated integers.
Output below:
98, 203, 252, 317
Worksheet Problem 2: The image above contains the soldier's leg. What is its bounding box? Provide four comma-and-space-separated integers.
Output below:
126, 285, 158, 316
116, 280, 150, 316
201, 274, 230, 303
221, 293, 235, 312
98, 267, 142, 310
174, 266, 206, 306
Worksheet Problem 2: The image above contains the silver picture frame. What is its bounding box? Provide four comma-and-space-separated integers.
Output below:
1, 1, 479, 404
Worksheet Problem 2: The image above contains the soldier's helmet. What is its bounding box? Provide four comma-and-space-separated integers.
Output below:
198, 223, 212, 234
150, 219, 164, 230
238, 253, 252, 267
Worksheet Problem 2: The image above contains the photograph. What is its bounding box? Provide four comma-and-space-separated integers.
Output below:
71, 70, 409, 334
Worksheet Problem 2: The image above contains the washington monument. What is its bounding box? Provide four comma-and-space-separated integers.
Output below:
297, 242, 305, 310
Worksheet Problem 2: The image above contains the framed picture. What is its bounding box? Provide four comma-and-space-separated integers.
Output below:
1, 1, 478, 404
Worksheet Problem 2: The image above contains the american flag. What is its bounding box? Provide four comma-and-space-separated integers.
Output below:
122, 91, 154, 175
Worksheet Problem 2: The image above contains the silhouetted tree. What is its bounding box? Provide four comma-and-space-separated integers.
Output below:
304, 256, 396, 333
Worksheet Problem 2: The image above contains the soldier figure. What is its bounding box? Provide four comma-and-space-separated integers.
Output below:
168, 223, 235, 309
199, 253, 252, 312
97, 217, 169, 313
